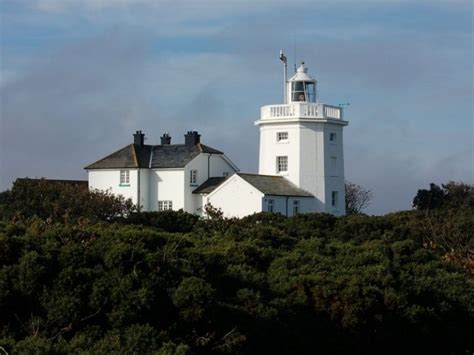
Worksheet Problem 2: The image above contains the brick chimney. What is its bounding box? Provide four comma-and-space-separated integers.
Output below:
184, 131, 200, 146
161, 133, 171, 145
133, 130, 145, 146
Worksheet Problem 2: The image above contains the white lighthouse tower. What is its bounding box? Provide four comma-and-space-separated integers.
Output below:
255, 52, 349, 215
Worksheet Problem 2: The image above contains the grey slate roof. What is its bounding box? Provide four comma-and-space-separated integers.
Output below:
237, 173, 314, 197
193, 173, 314, 197
85, 143, 223, 170
193, 177, 227, 194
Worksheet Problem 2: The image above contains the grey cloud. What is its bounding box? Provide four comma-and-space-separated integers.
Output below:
0, 31, 157, 187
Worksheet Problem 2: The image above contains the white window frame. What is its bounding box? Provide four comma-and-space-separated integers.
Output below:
267, 199, 274, 213
158, 200, 173, 211
120, 170, 130, 185
276, 156, 288, 173
190, 170, 198, 186
293, 200, 300, 215
331, 191, 338, 207
277, 132, 288, 142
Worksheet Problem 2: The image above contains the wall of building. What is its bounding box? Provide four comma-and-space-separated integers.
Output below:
207, 174, 263, 218
258, 119, 346, 216
184, 154, 238, 214
138, 169, 149, 211
323, 125, 346, 215
258, 123, 301, 184
298, 122, 326, 212
262, 195, 316, 216
88, 169, 138, 205
148, 169, 185, 211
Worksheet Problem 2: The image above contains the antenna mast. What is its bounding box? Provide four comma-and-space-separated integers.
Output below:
279, 50, 288, 104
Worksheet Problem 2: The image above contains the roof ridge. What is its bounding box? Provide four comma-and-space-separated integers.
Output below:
148, 145, 154, 168
237, 172, 283, 178
131, 144, 139, 167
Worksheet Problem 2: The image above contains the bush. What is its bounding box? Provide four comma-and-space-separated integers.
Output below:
0, 178, 136, 222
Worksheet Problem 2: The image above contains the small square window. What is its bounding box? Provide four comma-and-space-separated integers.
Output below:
331, 191, 338, 207
277, 156, 288, 173
190, 170, 198, 185
267, 199, 274, 213
223, 171, 229, 177
329, 132, 337, 142
120, 170, 130, 185
158, 200, 173, 211
277, 132, 288, 141
293, 200, 300, 215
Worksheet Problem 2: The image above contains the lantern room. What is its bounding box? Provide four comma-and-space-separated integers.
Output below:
287, 62, 317, 103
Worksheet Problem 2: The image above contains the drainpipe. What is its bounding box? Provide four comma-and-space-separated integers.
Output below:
285, 196, 289, 217
207, 153, 213, 179
137, 169, 141, 211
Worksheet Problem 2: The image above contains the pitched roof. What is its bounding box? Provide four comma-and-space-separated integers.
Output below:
85, 143, 223, 170
193, 177, 227, 194
237, 173, 314, 197
193, 173, 314, 197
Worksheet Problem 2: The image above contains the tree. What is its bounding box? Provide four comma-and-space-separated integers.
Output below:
412, 183, 445, 210
345, 181, 373, 215
412, 181, 474, 210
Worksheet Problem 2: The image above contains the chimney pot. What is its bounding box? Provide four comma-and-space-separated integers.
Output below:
161, 133, 172, 145
133, 130, 145, 146
184, 131, 201, 146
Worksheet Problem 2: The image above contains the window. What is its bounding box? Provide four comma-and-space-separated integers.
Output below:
223, 171, 229, 177
293, 200, 300, 215
158, 200, 173, 211
120, 170, 130, 185
330, 156, 338, 177
291, 81, 316, 102
277, 132, 288, 141
190, 170, 198, 185
329, 132, 337, 142
331, 191, 338, 207
267, 199, 274, 213
277, 156, 288, 173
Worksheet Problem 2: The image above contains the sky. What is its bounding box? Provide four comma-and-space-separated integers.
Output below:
0, 0, 472, 215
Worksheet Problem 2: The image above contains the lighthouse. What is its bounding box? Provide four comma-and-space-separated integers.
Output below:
255, 52, 349, 215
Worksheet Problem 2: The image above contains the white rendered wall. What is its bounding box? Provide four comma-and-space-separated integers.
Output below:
184, 155, 208, 214
324, 126, 346, 215
148, 169, 185, 211
184, 154, 238, 214
262, 195, 316, 216
259, 124, 301, 184
88, 169, 138, 205
138, 169, 149, 211
258, 119, 346, 215
207, 174, 263, 218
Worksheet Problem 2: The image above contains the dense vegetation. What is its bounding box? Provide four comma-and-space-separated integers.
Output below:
0, 179, 472, 354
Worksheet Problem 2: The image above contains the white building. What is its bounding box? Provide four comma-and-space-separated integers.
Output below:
256, 58, 348, 215
85, 54, 348, 217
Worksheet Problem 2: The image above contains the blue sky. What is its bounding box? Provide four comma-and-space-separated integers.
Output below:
0, 0, 472, 214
